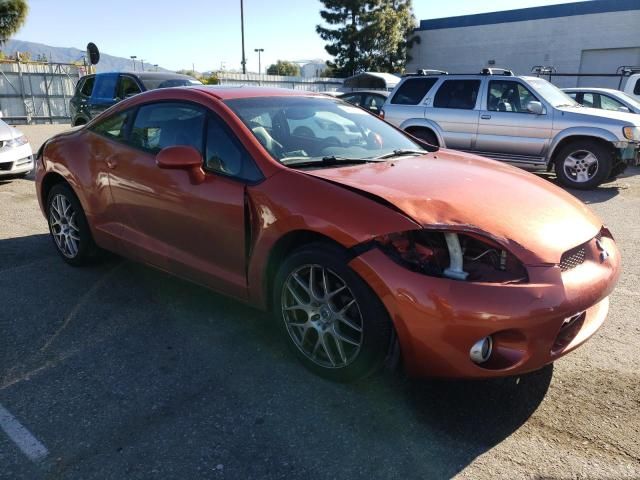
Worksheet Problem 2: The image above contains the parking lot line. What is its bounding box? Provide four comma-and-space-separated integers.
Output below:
0, 403, 49, 462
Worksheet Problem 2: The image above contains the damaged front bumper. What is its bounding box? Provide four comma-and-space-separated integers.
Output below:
348, 234, 621, 378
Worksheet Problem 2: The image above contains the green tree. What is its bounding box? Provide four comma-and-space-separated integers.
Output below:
266, 60, 300, 76
176, 69, 200, 78
317, 0, 419, 76
202, 74, 220, 85
0, 0, 28, 44
362, 0, 419, 73
316, 0, 376, 77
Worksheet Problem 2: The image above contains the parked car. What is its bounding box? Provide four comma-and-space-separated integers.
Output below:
0, 117, 33, 178
36, 86, 620, 382
69, 71, 202, 126
338, 90, 389, 115
621, 73, 640, 102
381, 69, 640, 189
563, 87, 640, 114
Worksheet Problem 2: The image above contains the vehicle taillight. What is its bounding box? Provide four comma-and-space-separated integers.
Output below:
379, 109, 385, 119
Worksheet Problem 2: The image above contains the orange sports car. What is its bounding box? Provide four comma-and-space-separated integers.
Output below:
35, 86, 620, 382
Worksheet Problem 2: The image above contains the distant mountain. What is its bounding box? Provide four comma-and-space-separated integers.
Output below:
1, 39, 170, 73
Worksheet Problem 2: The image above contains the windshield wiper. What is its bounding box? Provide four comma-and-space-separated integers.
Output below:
283, 156, 384, 168
373, 149, 427, 160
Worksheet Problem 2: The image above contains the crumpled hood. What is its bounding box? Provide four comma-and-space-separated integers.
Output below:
304, 150, 602, 265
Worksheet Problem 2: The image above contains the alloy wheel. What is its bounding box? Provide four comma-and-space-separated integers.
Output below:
563, 149, 599, 183
281, 264, 364, 369
49, 193, 81, 258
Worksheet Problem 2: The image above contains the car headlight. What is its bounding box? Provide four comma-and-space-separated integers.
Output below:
374, 230, 528, 283
5, 135, 28, 148
623, 126, 640, 141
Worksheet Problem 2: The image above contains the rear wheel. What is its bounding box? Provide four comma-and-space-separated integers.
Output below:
46, 183, 98, 266
273, 243, 392, 382
554, 140, 612, 190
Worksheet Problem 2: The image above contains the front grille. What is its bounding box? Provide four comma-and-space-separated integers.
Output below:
559, 246, 586, 271
0, 161, 13, 171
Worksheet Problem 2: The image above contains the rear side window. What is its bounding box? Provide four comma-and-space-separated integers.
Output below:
79, 76, 95, 97
129, 102, 206, 154
391, 78, 437, 105
92, 74, 118, 102
434, 80, 481, 110
118, 76, 142, 99
91, 111, 129, 140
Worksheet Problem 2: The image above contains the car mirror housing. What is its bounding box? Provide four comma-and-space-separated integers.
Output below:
156, 145, 205, 183
618, 106, 631, 113
526, 101, 544, 115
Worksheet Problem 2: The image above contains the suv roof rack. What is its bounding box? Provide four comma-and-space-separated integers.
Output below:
403, 69, 448, 77
481, 68, 514, 76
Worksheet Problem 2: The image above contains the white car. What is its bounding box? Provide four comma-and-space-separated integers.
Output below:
563, 87, 640, 115
0, 119, 33, 178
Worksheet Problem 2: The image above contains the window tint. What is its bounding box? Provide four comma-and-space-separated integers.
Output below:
634, 79, 640, 95
91, 111, 129, 140
391, 78, 437, 105
91, 74, 118, 102
434, 80, 480, 110
80, 76, 95, 97
581, 93, 596, 108
129, 102, 205, 154
118, 76, 142, 99
600, 95, 625, 111
487, 81, 539, 113
205, 114, 262, 181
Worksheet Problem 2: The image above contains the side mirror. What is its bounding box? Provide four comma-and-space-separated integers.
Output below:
618, 106, 631, 113
527, 101, 544, 115
156, 145, 205, 183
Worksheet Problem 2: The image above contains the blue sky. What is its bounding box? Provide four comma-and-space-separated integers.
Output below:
16, 0, 576, 72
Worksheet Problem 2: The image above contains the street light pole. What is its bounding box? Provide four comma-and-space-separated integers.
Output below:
240, 0, 246, 74
139, 59, 145, 72
130, 55, 137, 71
254, 48, 264, 75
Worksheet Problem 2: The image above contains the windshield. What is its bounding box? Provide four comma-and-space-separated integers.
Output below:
224, 96, 425, 167
526, 78, 579, 108
618, 91, 640, 110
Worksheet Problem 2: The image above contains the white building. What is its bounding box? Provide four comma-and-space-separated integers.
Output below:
407, 0, 640, 88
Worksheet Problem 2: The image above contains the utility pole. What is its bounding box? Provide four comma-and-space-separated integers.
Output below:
254, 48, 264, 75
140, 59, 145, 72
154, 64, 159, 71
240, 0, 246, 74
130, 55, 137, 71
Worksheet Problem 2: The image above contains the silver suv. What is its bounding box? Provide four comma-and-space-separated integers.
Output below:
382, 69, 640, 189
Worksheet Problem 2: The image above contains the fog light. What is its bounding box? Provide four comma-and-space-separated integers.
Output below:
470, 336, 493, 364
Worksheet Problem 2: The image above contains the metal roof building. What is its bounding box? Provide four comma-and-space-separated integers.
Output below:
407, 0, 640, 87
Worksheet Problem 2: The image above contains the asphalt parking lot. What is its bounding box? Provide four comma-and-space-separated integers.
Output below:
1, 125, 639, 479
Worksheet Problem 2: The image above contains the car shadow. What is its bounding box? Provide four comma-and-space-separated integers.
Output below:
532, 171, 624, 204
2, 233, 552, 478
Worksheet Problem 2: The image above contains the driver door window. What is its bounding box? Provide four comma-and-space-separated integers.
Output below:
488, 81, 538, 113
128, 102, 205, 154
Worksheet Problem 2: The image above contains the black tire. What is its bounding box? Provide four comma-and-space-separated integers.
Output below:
273, 242, 392, 382
46, 183, 98, 266
407, 128, 439, 147
554, 140, 612, 190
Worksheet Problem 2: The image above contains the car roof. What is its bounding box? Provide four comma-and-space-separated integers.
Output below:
92, 71, 196, 80
187, 85, 325, 100
338, 90, 389, 96
562, 87, 621, 94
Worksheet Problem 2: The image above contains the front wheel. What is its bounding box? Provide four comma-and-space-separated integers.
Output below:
554, 140, 612, 190
273, 243, 392, 382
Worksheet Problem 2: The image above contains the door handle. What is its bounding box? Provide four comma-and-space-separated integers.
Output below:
481, 114, 492, 120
